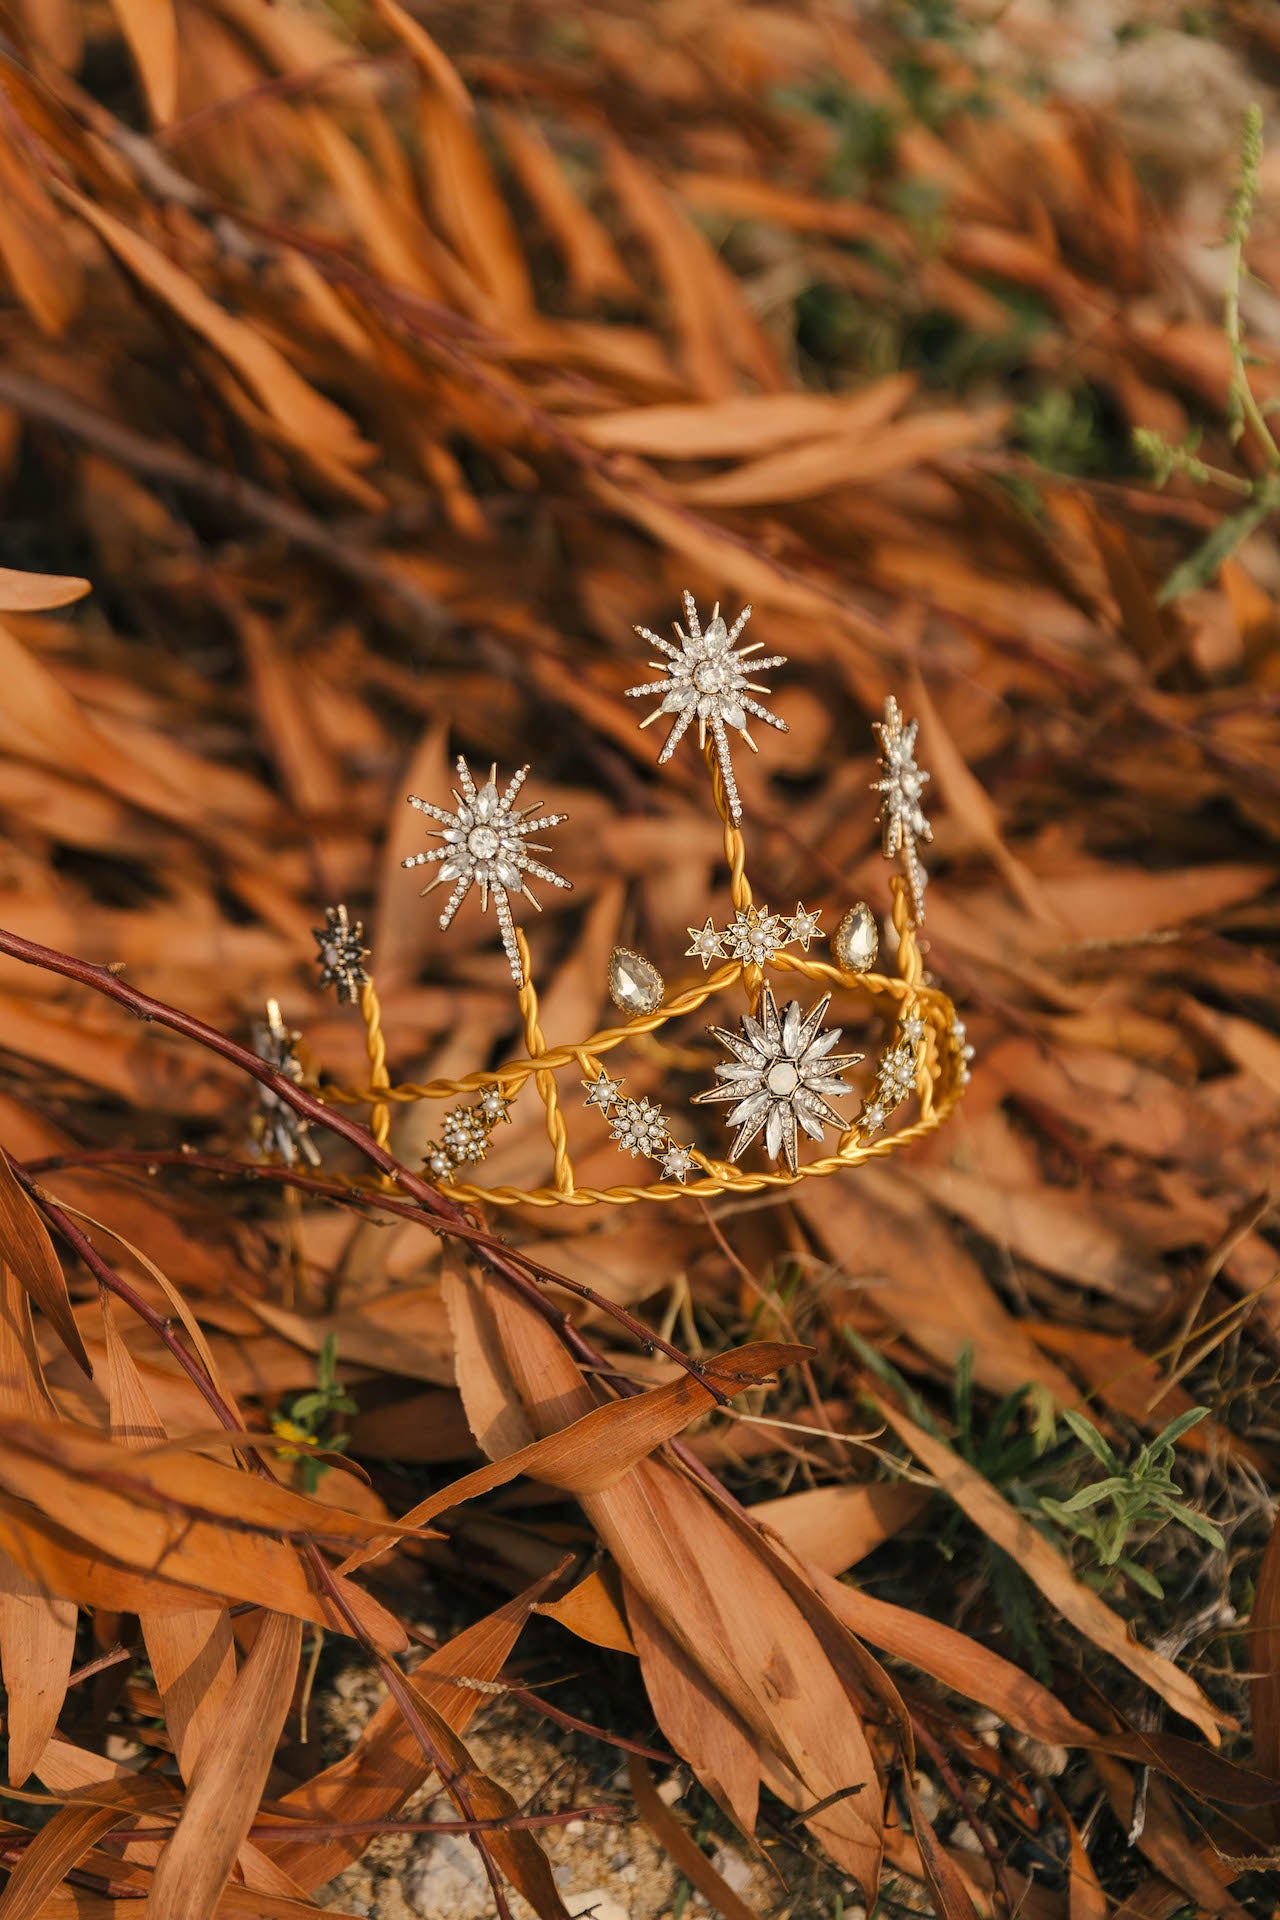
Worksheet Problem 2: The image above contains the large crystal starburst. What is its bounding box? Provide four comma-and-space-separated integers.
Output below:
692, 986, 861, 1173
402, 757, 571, 986
626, 591, 787, 821
872, 696, 932, 923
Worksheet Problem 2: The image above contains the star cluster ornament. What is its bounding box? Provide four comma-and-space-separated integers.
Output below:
858, 1012, 925, 1139
627, 591, 787, 821
686, 917, 726, 970
312, 904, 370, 1005
422, 1083, 512, 1184
872, 696, 932, 924
402, 757, 571, 986
685, 903, 824, 972
693, 987, 861, 1173
580, 1069, 698, 1182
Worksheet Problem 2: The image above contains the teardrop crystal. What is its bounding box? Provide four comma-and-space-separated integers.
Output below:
608, 947, 665, 1015
833, 903, 878, 974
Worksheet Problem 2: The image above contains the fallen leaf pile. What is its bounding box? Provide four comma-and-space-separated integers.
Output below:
0, 2, 1276, 1916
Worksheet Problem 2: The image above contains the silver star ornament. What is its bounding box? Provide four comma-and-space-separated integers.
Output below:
627, 591, 787, 821
402, 757, 571, 986
872, 696, 932, 923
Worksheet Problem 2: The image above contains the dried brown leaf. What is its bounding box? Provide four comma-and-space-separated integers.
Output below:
628, 1754, 764, 1920
0, 569, 90, 613
0, 1255, 75, 1784
57, 188, 373, 477
144, 1610, 302, 1920
105, 0, 178, 122
101, 1294, 237, 1782
0, 1160, 89, 1374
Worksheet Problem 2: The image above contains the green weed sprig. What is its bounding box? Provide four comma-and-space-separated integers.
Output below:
272, 1332, 358, 1493
1136, 105, 1280, 603
1039, 1408, 1225, 1599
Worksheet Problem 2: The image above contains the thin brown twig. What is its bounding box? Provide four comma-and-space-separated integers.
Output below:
0, 921, 724, 1401
911, 1714, 1017, 1919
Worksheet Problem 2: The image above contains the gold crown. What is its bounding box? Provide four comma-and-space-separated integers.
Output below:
285, 594, 970, 1208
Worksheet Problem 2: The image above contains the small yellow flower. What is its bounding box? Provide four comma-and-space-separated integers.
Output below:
270, 1416, 312, 1461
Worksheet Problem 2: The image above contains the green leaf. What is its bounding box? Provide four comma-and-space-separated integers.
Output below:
1151, 1495, 1225, 1549
1028, 1383, 1058, 1457
1050, 1477, 1129, 1513
843, 1328, 939, 1435
1117, 1555, 1165, 1600
1060, 1410, 1121, 1473
953, 1342, 974, 1443
1150, 1406, 1210, 1450
1156, 490, 1276, 604
1039, 1497, 1094, 1539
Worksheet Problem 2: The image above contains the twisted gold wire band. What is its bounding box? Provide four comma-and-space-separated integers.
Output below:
327, 876, 963, 1207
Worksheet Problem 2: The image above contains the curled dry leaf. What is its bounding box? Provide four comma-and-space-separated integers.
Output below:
448, 1268, 886, 1894
0, 1412, 408, 1650
342, 1337, 812, 1570
627, 1755, 762, 1920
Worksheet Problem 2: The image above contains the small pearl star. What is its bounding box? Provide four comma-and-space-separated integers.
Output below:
686, 917, 726, 970
787, 904, 824, 951
901, 1013, 926, 1047
722, 905, 789, 967
660, 1142, 697, 1183
583, 1069, 622, 1112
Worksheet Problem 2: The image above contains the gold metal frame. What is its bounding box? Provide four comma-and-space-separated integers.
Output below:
323, 743, 965, 1208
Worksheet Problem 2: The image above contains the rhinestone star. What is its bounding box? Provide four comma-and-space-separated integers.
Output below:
872, 696, 932, 923
251, 999, 321, 1169
687, 917, 726, 970
443, 1104, 489, 1164
787, 904, 824, 951
610, 1096, 669, 1158
627, 591, 787, 821
583, 1069, 622, 1112
692, 986, 861, 1174
425, 1143, 454, 1180
402, 757, 571, 986
882, 1042, 918, 1101
660, 1141, 697, 1183
858, 1036, 919, 1137
312, 904, 370, 1005
722, 905, 790, 968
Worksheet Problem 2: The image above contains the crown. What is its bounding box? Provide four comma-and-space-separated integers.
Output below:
269, 594, 970, 1208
